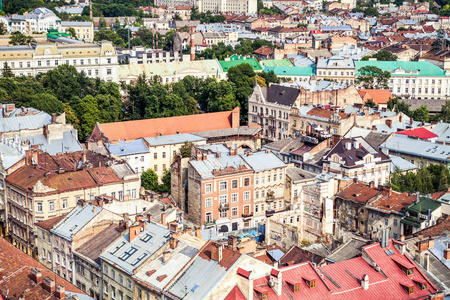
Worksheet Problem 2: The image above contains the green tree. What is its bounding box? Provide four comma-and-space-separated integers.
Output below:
365, 98, 377, 108
2, 62, 14, 78
173, 13, 182, 20
356, 66, 391, 89
159, 169, 171, 193
29, 93, 64, 114
191, 6, 201, 20
141, 168, 159, 191
180, 142, 192, 158
361, 50, 397, 61
67, 27, 78, 40
99, 16, 107, 29
9, 32, 33, 45
439, 99, 450, 122
363, 7, 379, 16
412, 105, 429, 122
0, 23, 6, 35
297, 23, 308, 28
76, 95, 101, 141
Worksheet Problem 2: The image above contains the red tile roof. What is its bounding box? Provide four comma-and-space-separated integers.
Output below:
35, 215, 66, 231
0, 237, 86, 299
306, 107, 350, 119
368, 192, 416, 213
254, 46, 274, 56
224, 286, 247, 300
93, 107, 240, 141
358, 89, 393, 104
198, 241, 241, 270
335, 182, 380, 204
396, 127, 438, 139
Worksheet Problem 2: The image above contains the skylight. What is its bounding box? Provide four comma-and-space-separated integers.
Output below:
110, 241, 126, 255
141, 234, 152, 242
119, 247, 137, 261
131, 253, 147, 266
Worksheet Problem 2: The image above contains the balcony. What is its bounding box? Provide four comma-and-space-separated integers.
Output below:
204, 220, 216, 227
268, 125, 276, 131
266, 209, 276, 217
266, 191, 275, 202
242, 212, 253, 219
219, 203, 229, 211
268, 115, 275, 120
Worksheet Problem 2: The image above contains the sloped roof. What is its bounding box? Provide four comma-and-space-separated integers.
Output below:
355, 60, 447, 77
396, 127, 438, 139
95, 107, 239, 142
219, 57, 262, 72
335, 182, 380, 204
266, 84, 301, 106
358, 89, 393, 104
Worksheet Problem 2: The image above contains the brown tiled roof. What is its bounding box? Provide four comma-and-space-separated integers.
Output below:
35, 215, 66, 231
279, 246, 324, 266
368, 192, 416, 213
358, 89, 393, 104
411, 215, 450, 238
0, 237, 86, 298
88, 166, 122, 185
253, 45, 274, 56
198, 241, 241, 270
335, 182, 380, 204
75, 224, 122, 264
306, 107, 350, 119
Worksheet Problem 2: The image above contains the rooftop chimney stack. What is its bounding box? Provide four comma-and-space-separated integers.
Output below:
211, 242, 223, 262
31, 268, 42, 285
228, 235, 238, 251
163, 251, 171, 263
190, 28, 195, 61
444, 248, 450, 260
43, 277, 56, 294
55, 285, 65, 299
147, 213, 153, 223
170, 236, 178, 249
424, 253, 430, 270
361, 274, 369, 290
161, 213, 166, 225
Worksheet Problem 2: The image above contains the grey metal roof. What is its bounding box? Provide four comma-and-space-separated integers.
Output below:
61, 21, 92, 27
106, 139, 149, 156
110, 163, 135, 179
431, 122, 450, 144
390, 155, 418, 173
0, 142, 25, 170
193, 126, 261, 139
381, 135, 450, 162
144, 133, 206, 147
23, 130, 82, 155
100, 221, 170, 275
326, 238, 369, 263
241, 151, 287, 172
133, 239, 200, 291
345, 127, 391, 147
196, 144, 230, 155
51, 204, 103, 241
317, 57, 354, 69
0, 112, 52, 133
190, 154, 251, 179
166, 254, 240, 300
286, 167, 316, 182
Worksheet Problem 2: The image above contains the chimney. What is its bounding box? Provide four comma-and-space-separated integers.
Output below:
161, 213, 166, 225
410, 118, 414, 126
195, 228, 202, 238
415, 191, 420, 203
147, 213, 153, 222
170, 236, 178, 249
202, 153, 207, 160
228, 235, 238, 251
31, 268, 42, 284
368, 181, 375, 188
51, 113, 56, 123
129, 224, 141, 242
43, 277, 56, 294
86, 141, 92, 150
211, 242, 223, 262
163, 251, 171, 263
0, 266, 3, 280
216, 152, 221, 158
345, 142, 352, 150
55, 285, 65, 299
270, 269, 282, 296
399, 242, 406, 255
399, 114, 403, 123
118, 220, 127, 232
92, 206, 96, 213
382, 186, 392, 197
123, 213, 130, 225
424, 253, 430, 270
136, 215, 143, 223
444, 248, 450, 260
190, 28, 195, 61
385, 119, 392, 129
82, 152, 86, 163
361, 274, 369, 290
428, 239, 434, 249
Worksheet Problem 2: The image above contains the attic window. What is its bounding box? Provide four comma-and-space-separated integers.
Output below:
404, 268, 414, 276
261, 292, 269, 300
110, 241, 125, 254
141, 234, 152, 242
303, 277, 316, 288
406, 286, 415, 295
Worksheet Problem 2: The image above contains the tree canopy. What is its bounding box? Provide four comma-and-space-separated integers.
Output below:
356, 66, 391, 89
390, 165, 450, 194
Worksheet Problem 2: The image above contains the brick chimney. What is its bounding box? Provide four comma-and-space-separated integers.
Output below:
161, 213, 166, 225
55, 285, 65, 299
43, 277, 56, 294
270, 269, 282, 295
361, 274, 369, 290
444, 248, 450, 260
211, 242, 223, 262
170, 236, 178, 249
31, 268, 42, 284
136, 215, 143, 223
129, 224, 141, 242
228, 235, 237, 251
195, 227, 202, 238
385, 119, 392, 129
147, 213, 153, 222
410, 118, 414, 126
163, 251, 171, 263
51, 113, 56, 123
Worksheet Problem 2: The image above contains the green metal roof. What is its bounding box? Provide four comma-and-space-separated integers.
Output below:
219, 56, 262, 72
263, 66, 315, 77
400, 216, 424, 228
355, 61, 448, 77
406, 197, 441, 215
261, 59, 294, 67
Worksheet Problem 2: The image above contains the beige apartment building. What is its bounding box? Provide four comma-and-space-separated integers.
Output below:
61, 21, 94, 42
0, 41, 118, 82
6, 149, 140, 257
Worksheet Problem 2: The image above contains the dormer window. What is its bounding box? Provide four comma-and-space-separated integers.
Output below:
408, 286, 415, 294
254, 287, 270, 299
302, 276, 316, 288
286, 280, 301, 293
413, 279, 427, 290
261, 292, 269, 300
404, 268, 414, 276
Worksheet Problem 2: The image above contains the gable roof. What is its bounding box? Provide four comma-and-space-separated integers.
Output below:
266, 84, 301, 106
358, 89, 393, 104
396, 127, 438, 140
92, 107, 239, 142
0, 237, 87, 299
